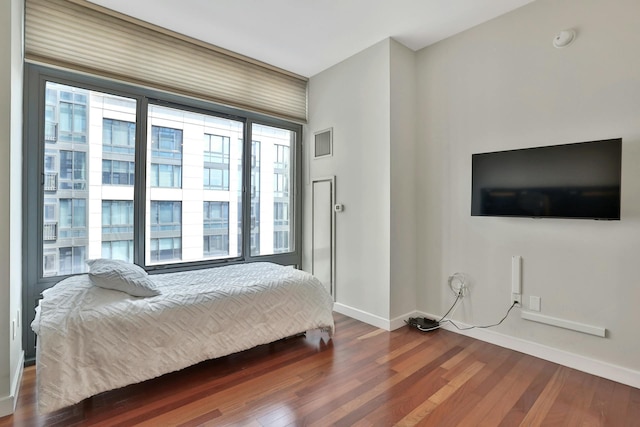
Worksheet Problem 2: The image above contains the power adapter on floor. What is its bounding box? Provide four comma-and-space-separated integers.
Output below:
406, 317, 440, 332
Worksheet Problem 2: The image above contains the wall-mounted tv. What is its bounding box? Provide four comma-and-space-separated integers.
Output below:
471, 138, 622, 220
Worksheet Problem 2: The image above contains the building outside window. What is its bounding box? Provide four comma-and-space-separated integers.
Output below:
59, 150, 87, 190
102, 200, 134, 234
59, 198, 87, 238
203, 134, 230, 191
203, 201, 229, 258
58, 246, 86, 275
274, 202, 289, 226
150, 163, 182, 188
102, 240, 134, 262
273, 230, 289, 254
103, 118, 135, 155
151, 126, 182, 188
58, 90, 87, 143
149, 237, 182, 262
250, 141, 261, 254
33, 77, 299, 278
102, 160, 135, 185
150, 201, 182, 233
274, 144, 289, 170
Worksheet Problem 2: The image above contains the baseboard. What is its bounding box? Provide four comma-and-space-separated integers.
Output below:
333, 303, 413, 332
390, 311, 414, 331
334, 303, 390, 330
0, 351, 24, 418
420, 311, 640, 389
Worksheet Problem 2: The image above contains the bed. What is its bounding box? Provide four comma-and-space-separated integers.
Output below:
31, 261, 334, 413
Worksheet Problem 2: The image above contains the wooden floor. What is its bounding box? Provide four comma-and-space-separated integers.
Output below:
1, 313, 639, 426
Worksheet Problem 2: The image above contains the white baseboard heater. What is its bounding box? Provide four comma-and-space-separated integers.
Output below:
521, 311, 606, 337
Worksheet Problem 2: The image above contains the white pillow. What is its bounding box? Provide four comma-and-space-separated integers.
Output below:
86, 259, 160, 297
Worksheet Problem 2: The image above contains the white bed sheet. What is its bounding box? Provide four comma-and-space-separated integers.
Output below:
31, 262, 334, 413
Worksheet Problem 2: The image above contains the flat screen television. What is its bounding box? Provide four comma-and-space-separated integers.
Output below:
471, 138, 622, 220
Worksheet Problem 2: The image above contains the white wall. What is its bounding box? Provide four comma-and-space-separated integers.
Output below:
0, 0, 24, 417
305, 39, 392, 321
389, 40, 418, 319
417, 0, 640, 373
304, 38, 418, 327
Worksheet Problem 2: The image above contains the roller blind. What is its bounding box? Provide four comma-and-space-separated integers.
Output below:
25, 0, 308, 122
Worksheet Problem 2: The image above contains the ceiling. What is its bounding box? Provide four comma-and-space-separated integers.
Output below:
88, 0, 534, 78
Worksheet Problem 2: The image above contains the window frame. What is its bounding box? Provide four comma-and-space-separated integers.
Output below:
23, 64, 303, 363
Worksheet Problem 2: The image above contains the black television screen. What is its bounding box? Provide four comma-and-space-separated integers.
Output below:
471, 139, 622, 220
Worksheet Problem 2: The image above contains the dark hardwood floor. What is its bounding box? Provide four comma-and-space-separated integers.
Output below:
1, 313, 638, 426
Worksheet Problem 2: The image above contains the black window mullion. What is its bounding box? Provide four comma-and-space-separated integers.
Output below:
134, 97, 149, 268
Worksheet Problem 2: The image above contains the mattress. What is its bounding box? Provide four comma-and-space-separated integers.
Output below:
31, 262, 334, 413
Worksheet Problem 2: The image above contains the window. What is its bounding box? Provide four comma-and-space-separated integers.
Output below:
27, 69, 300, 296
102, 160, 135, 185
204, 201, 229, 231
59, 150, 87, 190
58, 90, 87, 143
102, 200, 134, 234
102, 240, 134, 263
203, 201, 230, 257
43, 251, 57, 277
148, 201, 182, 262
44, 88, 58, 142
204, 134, 230, 191
59, 198, 86, 238
150, 163, 182, 188
250, 124, 295, 256
273, 231, 290, 254
58, 246, 86, 275
274, 144, 289, 169
274, 202, 289, 226
150, 237, 181, 262
204, 134, 230, 164
103, 118, 135, 154
151, 126, 182, 159
150, 201, 182, 233
204, 235, 229, 257
150, 125, 183, 189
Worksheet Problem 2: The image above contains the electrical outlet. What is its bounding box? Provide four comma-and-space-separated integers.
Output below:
530, 296, 541, 312
512, 293, 522, 306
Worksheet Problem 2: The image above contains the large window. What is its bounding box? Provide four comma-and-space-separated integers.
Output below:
25, 67, 301, 360
251, 124, 295, 256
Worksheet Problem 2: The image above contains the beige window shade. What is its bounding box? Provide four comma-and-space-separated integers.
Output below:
25, 0, 308, 122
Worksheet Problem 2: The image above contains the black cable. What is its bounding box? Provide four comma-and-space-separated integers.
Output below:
443, 301, 519, 331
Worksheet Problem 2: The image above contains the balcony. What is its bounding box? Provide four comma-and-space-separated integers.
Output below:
43, 222, 58, 241
44, 172, 58, 191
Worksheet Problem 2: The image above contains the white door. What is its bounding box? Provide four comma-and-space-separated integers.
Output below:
312, 177, 335, 298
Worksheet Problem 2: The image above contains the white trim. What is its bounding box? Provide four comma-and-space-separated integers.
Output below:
419, 311, 640, 389
390, 311, 415, 331
333, 303, 391, 330
311, 176, 336, 300
333, 304, 413, 331
0, 351, 24, 417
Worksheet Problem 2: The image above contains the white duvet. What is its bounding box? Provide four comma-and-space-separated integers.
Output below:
31, 262, 334, 413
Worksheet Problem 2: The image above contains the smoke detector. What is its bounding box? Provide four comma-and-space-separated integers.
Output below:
553, 30, 576, 48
